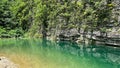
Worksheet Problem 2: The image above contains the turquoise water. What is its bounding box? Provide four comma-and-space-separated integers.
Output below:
0, 39, 120, 68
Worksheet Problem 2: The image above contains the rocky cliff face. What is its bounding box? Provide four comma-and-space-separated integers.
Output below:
49, 27, 120, 47
113, 0, 120, 24
46, 0, 120, 47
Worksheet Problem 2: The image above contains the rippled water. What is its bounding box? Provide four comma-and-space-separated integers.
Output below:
0, 39, 120, 68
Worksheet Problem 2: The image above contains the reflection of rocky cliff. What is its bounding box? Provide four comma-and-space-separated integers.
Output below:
55, 41, 120, 67
90, 46, 120, 66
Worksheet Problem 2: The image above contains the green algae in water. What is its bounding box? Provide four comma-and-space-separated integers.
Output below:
0, 39, 120, 68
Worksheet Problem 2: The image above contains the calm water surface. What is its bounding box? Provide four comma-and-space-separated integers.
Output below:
0, 39, 120, 68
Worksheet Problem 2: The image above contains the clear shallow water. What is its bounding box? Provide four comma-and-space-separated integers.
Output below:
0, 39, 120, 68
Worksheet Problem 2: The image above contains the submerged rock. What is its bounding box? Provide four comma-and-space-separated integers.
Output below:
0, 57, 19, 68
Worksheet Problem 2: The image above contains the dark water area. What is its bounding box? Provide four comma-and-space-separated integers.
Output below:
0, 39, 120, 68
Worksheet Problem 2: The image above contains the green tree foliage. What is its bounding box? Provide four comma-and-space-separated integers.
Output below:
0, 0, 23, 38
0, 0, 119, 38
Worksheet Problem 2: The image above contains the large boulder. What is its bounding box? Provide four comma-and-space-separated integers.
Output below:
0, 57, 19, 68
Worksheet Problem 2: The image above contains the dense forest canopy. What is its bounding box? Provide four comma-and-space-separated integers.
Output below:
0, 0, 119, 38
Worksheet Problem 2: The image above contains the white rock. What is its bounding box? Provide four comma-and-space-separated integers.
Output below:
0, 57, 19, 68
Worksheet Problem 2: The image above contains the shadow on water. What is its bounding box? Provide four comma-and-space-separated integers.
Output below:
0, 39, 120, 68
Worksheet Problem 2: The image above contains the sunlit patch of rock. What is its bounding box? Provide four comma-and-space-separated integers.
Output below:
0, 57, 19, 68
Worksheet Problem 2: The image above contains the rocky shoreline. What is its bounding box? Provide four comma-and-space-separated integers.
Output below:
50, 27, 120, 47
